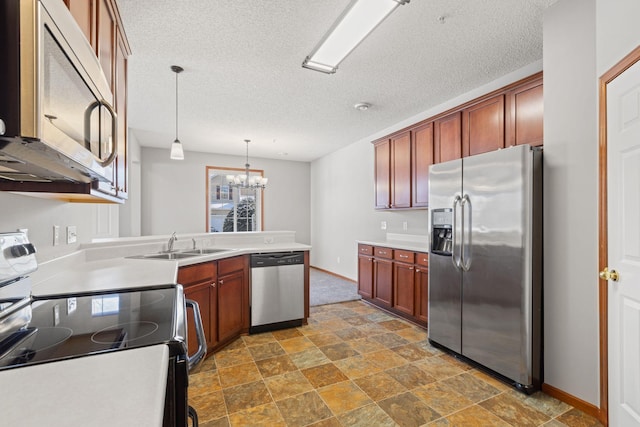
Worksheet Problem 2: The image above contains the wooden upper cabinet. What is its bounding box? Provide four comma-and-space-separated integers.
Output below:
65, 0, 95, 46
462, 95, 505, 157
374, 140, 391, 209
114, 33, 128, 199
434, 112, 462, 163
97, 0, 115, 88
390, 132, 411, 209
506, 77, 544, 147
412, 122, 433, 208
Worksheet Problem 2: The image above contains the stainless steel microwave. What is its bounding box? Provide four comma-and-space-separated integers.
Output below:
0, 0, 117, 184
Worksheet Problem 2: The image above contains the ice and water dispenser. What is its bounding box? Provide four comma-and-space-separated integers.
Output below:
431, 208, 453, 255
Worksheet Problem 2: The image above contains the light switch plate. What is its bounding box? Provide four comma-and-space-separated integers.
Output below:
381, 221, 387, 230
53, 225, 60, 246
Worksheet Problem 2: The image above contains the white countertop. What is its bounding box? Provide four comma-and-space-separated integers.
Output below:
357, 233, 429, 254
0, 344, 169, 427
30, 231, 311, 296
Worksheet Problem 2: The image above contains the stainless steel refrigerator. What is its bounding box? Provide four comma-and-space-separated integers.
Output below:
428, 144, 542, 393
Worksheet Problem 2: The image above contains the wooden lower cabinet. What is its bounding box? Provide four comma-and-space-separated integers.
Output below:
178, 255, 249, 355
393, 261, 415, 316
358, 244, 428, 326
178, 262, 217, 355
357, 254, 374, 299
373, 256, 393, 307
415, 264, 429, 324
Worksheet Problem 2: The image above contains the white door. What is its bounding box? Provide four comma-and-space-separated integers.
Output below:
607, 58, 640, 426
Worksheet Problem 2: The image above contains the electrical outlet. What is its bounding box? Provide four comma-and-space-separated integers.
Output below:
67, 297, 77, 315
403, 221, 408, 231
66, 226, 77, 244
53, 225, 60, 246
381, 221, 387, 230
337, 257, 341, 264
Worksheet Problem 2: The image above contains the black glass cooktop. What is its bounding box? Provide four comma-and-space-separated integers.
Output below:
0, 285, 184, 370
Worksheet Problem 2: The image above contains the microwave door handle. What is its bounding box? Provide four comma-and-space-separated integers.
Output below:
84, 100, 101, 151
84, 100, 118, 167
98, 100, 118, 167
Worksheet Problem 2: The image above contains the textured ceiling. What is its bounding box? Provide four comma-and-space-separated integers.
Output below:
118, 0, 557, 162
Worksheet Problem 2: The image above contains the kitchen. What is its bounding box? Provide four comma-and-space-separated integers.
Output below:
0, 0, 638, 426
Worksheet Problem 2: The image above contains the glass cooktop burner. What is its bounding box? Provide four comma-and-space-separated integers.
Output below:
91, 321, 159, 344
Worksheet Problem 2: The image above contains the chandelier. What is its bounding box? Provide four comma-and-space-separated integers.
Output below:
226, 139, 268, 189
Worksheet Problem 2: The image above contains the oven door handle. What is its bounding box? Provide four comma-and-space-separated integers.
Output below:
185, 299, 207, 371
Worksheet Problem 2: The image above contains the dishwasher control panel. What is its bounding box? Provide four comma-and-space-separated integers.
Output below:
251, 252, 304, 267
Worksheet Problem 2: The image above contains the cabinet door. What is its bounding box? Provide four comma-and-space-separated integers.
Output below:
434, 112, 462, 163
114, 34, 128, 199
373, 258, 393, 306
393, 262, 415, 316
96, 0, 115, 88
184, 281, 216, 354
391, 132, 411, 209
358, 255, 374, 299
506, 78, 543, 147
218, 270, 244, 343
412, 122, 433, 207
462, 95, 505, 157
415, 266, 429, 325
374, 140, 391, 209
65, 0, 95, 46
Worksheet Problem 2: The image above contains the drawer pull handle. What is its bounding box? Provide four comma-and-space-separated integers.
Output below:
399, 255, 408, 258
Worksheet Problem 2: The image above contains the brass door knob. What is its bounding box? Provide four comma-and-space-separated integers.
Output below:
599, 267, 620, 282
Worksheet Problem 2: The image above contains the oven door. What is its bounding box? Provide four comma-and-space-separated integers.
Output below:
165, 295, 206, 426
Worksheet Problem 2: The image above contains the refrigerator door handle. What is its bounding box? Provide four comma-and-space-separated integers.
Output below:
461, 194, 472, 272
452, 195, 462, 270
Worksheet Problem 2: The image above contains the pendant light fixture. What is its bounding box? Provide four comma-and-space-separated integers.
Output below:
226, 140, 268, 189
169, 65, 185, 160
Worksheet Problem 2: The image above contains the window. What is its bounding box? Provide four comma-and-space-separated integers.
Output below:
206, 166, 264, 233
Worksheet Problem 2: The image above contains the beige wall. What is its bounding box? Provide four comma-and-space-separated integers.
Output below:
543, 0, 599, 406
139, 147, 311, 244
310, 61, 543, 280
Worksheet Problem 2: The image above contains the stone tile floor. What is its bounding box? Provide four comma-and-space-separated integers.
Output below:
189, 301, 603, 427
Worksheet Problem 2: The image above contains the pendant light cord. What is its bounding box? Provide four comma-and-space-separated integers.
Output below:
171, 65, 184, 142
175, 70, 179, 141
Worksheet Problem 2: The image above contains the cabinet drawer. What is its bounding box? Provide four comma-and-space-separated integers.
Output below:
177, 261, 216, 285
394, 250, 414, 263
218, 255, 245, 276
358, 244, 373, 256
416, 253, 429, 267
374, 247, 393, 259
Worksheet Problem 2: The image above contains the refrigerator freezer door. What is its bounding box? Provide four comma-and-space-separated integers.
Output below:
428, 159, 463, 353
460, 145, 533, 385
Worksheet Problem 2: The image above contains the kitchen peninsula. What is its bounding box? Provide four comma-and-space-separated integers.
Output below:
30, 231, 311, 354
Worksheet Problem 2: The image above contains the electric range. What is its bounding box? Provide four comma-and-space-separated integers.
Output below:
0, 231, 206, 426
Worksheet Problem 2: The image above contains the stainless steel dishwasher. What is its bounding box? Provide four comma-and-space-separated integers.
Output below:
250, 252, 305, 333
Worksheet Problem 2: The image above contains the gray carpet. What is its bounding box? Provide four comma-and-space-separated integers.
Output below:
309, 268, 361, 306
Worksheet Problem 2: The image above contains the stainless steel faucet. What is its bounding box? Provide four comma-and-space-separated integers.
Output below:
168, 232, 177, 252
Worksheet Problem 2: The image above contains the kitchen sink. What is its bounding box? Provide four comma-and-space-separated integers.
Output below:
181, 248, 230, 255
128, 252, 200, 260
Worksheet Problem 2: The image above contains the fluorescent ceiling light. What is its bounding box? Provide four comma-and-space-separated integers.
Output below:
303, 0, 409, 74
